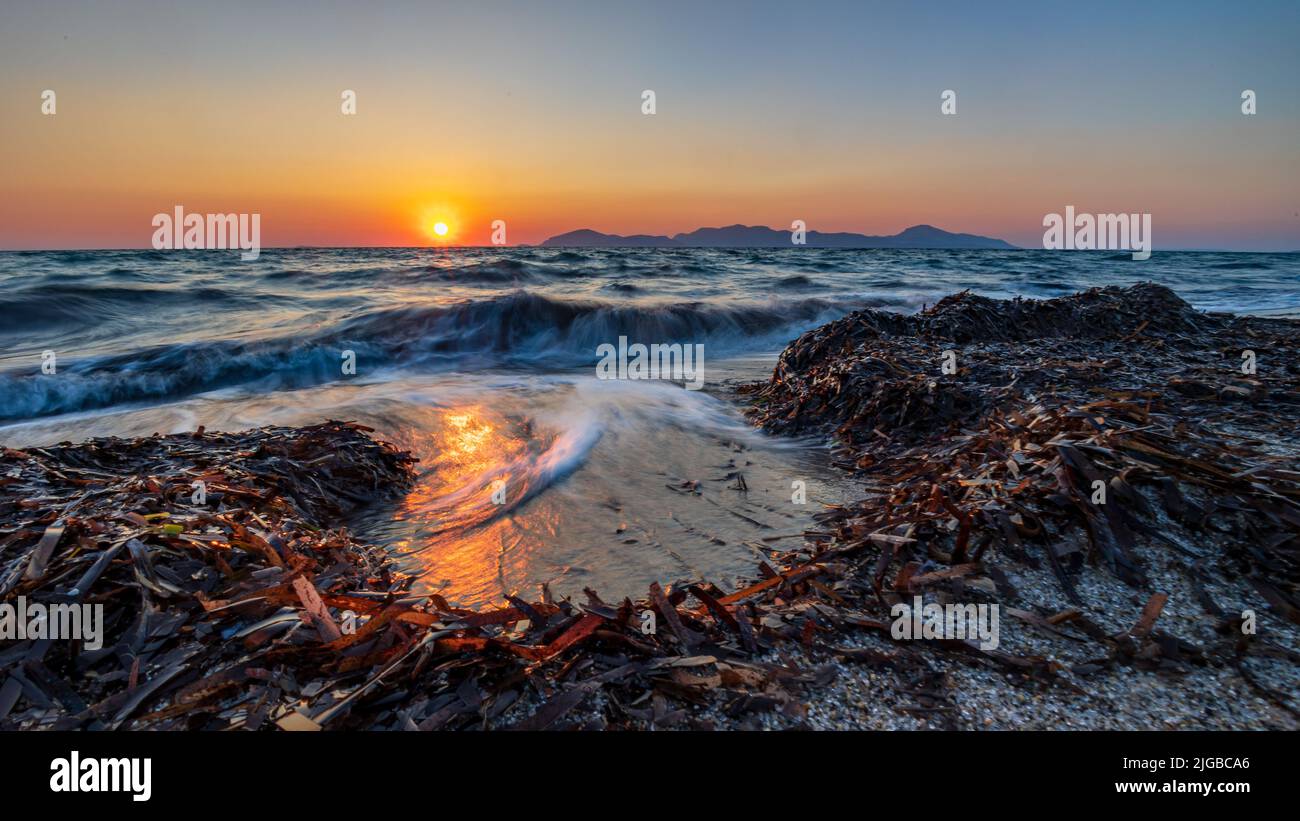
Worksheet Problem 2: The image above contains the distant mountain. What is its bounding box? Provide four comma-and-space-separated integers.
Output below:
539, 228, 672, 248
542, 223, 1017, 249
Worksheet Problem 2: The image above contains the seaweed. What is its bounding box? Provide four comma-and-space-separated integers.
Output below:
742, 283, 1300, 711
0, 421, 836, 729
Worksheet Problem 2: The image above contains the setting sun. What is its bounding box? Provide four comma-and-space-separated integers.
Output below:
420, 216, 458, 243
417, 201, 463, 243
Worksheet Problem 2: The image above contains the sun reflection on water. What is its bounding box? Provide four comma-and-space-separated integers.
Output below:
384, 405, 547, 604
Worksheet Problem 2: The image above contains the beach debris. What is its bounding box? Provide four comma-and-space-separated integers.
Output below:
0, 419, 819, 729
741, 283, 1299, 712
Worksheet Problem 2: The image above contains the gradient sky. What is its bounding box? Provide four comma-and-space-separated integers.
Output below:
1, 0, 1297, 250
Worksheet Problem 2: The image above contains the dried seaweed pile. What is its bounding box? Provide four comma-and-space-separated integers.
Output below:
743, 283, 1300, 708
0, 422, 845, 730
0, 422, 418, 728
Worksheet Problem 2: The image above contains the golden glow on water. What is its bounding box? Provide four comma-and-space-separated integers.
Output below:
443, 412, 493, 460
396, 406, 521, 528
387, 405, 542, 603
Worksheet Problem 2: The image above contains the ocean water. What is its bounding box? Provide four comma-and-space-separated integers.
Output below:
1, 247, 1296, 607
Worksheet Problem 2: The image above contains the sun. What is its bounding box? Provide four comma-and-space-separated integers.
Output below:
416, 201, 463, 243
426, 219, 454, 241
424, 217, 457, 242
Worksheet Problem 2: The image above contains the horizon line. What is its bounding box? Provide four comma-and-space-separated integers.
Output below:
3, 245, 1296, 254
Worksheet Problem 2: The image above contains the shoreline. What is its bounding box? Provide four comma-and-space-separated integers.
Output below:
2, 284, 1297, 730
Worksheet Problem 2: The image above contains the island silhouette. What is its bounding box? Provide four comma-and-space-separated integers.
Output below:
541, 223, 1017, 249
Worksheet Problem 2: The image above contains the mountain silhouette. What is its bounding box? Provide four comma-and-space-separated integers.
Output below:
542, 223, 1016, 249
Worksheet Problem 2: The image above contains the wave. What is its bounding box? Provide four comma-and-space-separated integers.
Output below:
0, 291, 854, 421
439, 259, 537, 282
1208, 260, 1272, 270
0, 284, 275, 331
600, 281, 642, 294
327, 291, 849, 357
4, 247, 1295, 424
774, 274, 815, 289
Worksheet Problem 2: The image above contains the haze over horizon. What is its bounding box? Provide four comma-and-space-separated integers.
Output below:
2, 0, 1298, 251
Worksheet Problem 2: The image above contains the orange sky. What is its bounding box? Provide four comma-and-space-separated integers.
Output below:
2, 1, 1297, 250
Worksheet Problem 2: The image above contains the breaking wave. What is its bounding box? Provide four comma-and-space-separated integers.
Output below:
0, 292, 851, 420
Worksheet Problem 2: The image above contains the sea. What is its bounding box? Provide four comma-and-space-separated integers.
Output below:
1, 247, 1296, 608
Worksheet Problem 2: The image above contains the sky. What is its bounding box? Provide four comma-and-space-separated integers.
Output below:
1, 0, 1297, 250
